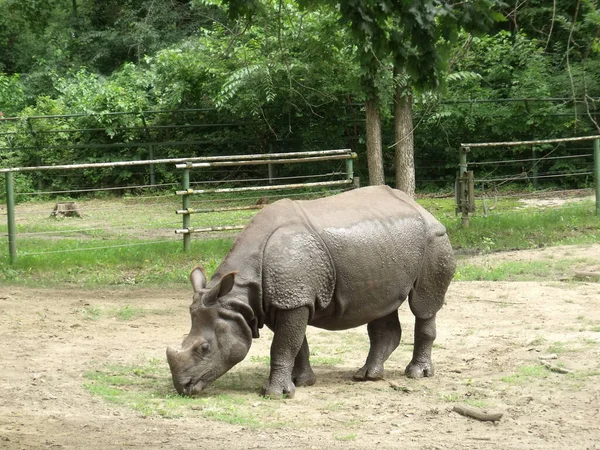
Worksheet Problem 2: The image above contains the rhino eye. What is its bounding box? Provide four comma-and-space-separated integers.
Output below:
199, 342, 211, 354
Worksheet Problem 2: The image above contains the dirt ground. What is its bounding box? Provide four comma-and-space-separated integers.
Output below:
1, 245, 600, 450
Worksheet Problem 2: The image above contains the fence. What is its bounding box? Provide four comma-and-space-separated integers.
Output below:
1, 149, 357, 263
173, 150, 357, 252
456, 136, 600, 227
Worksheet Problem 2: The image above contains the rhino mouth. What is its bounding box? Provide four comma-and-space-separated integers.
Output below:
182, 379, 205, 396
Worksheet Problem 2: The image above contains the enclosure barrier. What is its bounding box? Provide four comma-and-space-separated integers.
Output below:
457, 135, 600, 227
1, 151, 358, 263
174, 149, 358, 252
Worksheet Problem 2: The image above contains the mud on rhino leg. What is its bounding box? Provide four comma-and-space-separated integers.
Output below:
353, 310, 401, 381
262, 307, 310, 399
292, 336, 316, 387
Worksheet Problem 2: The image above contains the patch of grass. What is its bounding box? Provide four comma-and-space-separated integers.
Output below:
445, 200, 600, 253
83, 358, 282, 427
547, 341, 571, 354
75, 305, 173, 321
322, 401, 346, 411
114, 305, 146, 321
1, 237, 233, 287
311, 355, 344, 366
441, 392, 462, 402
528, 336, 547, 346
198, 395, 261, 427
440, 392, 490, 409
591, 326, 600, 332
79, 306, 103, 320
334, 433, 357, 441
455, 258, 593, 282
501, 364, 551, 385
463, 398, 490, 409
249, 354, 343, 367
249, 355, 270, 365
2, 196, 599, 288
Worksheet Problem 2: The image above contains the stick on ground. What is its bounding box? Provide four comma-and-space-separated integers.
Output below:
452, 404, 503, 422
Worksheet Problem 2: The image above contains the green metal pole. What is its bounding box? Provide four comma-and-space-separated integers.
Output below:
346, 155, 354, 181
268, 143, 274, 185
595, 139, 600, 217
459, 147, 470, 228
182, 167, 191, 253
5, 172, 17, 263
149, 144, 156, 187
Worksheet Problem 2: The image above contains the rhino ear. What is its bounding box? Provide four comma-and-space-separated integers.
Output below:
218, 271, 237, 297
190, 267, 207, 293
203, 271, 238, 307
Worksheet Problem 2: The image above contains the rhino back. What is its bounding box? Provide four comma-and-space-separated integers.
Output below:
296, 186, 430, 329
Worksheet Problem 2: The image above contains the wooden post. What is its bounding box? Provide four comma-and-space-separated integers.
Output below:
182, 165, 191, 253
595, 139, 600, 217
458, 146, 470, 228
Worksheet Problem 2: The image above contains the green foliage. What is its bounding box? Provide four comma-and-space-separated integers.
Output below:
0, 73, 26, 115
0, 0, 599, 194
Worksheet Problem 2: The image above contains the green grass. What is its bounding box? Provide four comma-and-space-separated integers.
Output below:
250, 354, 344, 367
546, 341, 572, 354
1, 195, 599, 287
76, 304, 173, 321
0, 237, 233, 287
501, 364, 551, 385
83, 358, 282, 426
334, 433, 357, 441
455, 258, 593, 282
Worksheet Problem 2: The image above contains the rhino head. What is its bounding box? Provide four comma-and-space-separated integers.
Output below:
166, 268, 253, 396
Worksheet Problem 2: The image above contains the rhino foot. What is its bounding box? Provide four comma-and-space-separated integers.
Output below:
261, 379, 296, 399
405, 361, 435, 378
352, 365, 384, 381
292, 368, 316, 387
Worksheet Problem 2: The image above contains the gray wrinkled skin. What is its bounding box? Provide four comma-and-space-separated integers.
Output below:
166, 186, 456, 398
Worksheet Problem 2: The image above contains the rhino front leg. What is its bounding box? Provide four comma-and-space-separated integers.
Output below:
292, 336, 316, 387
353, 310, 401, 381
262, 307, 310, 399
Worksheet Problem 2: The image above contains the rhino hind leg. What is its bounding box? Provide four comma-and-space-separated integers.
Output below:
405, 315, 437, 378
405, 233, 455, 379
353, 310, 401, 381
292, 336, 317, 387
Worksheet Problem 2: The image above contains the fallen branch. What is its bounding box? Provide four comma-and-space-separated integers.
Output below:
540, 360, 573, 374
452, 404, 503, 422
574, 271, 600, 279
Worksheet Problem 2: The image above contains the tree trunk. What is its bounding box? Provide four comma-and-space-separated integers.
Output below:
365, 97, 385, 185
394, 85, 415, 197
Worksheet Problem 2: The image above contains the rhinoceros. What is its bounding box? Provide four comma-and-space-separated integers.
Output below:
166, 185, 456, 398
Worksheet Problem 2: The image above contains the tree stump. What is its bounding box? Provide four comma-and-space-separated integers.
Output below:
51, 202, 81, 218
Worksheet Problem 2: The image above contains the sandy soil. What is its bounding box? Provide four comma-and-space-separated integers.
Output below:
1, 245, 600, 450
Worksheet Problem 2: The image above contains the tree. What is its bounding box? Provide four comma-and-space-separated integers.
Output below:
220, 0, 503, 188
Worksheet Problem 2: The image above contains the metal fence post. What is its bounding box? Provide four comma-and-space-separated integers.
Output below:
268, 143, 274, 185
182, 165, 191, 252
5, 172, 17, 263
595, 139, 600, 217
458, 146, 470, 228
149, 144, 156, 187
346, 155, 354, 180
